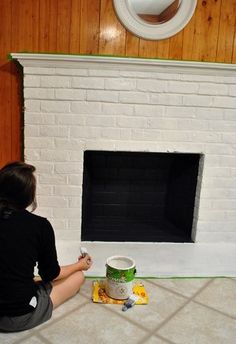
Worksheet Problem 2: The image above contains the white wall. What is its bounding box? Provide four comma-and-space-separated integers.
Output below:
16, 54, 236, 244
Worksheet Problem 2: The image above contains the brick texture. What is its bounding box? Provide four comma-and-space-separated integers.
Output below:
23, 60, 236, 243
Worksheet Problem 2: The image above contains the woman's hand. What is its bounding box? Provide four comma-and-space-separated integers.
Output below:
53, 256, 93, 281
78, 255, 93, 271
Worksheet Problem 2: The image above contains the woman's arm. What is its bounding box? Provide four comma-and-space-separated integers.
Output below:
54, 255, 92, 281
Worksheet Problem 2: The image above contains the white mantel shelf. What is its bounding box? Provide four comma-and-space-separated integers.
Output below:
11, 53, 236, 76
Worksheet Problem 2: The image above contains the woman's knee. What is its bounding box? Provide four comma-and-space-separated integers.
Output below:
64, 271, 85, 297
74, 271, 85, 290
50, 271, 85, 308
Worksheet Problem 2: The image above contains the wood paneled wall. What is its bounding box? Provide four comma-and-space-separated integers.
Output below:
1, 0, 236, 166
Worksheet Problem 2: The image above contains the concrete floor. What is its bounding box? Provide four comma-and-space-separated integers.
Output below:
1, 277, 236, 344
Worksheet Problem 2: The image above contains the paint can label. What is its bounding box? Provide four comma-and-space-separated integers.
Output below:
105, 256, 136, 299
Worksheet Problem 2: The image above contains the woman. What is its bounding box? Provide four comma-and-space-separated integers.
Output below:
0, 161, 92, 332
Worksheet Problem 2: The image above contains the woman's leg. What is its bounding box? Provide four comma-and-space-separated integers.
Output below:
50, 271, 85, 308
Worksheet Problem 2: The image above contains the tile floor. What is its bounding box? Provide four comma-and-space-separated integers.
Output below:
1, 277, 236, 344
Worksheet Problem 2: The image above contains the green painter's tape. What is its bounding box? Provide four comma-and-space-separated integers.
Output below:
86, 275, 233, 280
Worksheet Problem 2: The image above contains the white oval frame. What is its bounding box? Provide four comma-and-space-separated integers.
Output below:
113, 0, 197, 40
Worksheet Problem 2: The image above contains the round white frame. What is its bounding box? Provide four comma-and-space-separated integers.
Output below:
113, 0, 197, 40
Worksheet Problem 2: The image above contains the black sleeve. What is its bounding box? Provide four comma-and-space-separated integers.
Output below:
37, 218, 61, 282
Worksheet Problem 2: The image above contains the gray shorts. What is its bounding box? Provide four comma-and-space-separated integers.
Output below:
0, 282, 53, 332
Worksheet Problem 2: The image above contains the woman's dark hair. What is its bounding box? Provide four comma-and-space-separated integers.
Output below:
0, 161, 37, 218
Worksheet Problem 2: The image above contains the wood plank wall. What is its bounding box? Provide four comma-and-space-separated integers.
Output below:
0, 0, 236, 166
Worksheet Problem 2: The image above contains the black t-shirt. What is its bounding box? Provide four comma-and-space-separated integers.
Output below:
0, 210, 60, 316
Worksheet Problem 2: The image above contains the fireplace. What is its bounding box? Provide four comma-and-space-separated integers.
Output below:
10, 53, 236, 275
10, 53, 236, 249
82, 150, 202, 242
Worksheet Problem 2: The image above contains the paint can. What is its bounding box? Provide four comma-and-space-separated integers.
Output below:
105, 255, 136, 300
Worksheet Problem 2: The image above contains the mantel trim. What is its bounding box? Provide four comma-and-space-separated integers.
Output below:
10, 53, 236, 76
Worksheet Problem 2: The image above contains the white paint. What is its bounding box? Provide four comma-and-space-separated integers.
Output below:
106, 256, 135, 270
10, 53, 236, 75
56, 241, 236, 277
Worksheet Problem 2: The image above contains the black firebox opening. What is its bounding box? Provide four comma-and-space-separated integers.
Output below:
81, 150, 202, 243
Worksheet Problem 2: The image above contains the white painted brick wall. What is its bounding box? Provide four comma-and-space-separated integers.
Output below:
23, 57, 236, 243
